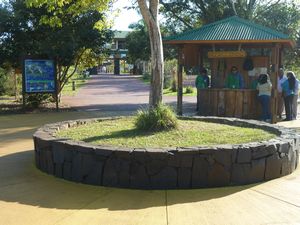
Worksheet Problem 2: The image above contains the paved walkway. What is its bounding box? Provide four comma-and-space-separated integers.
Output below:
1, 74, 300, 225
62, 74, 196, 114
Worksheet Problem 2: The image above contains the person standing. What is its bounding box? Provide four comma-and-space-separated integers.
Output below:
225, 66, 244, 89
195, 68, 210, 89
281, 71, 298, 121
277, 68, 287, 119
195, 68, 210, 111
257, 74, 272, 121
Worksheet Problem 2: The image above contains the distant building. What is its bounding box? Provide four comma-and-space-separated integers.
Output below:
110, 31, 129, 74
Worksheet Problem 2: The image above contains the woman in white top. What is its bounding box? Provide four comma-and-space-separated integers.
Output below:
257, 74, 272, 121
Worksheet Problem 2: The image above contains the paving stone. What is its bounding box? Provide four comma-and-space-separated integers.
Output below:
192, 156, 208, 187
252, 144, 277, 159
167, 154, 181, 167
265, 154, 281, 180
118, 161, 130, 187
35, 150, 40, 169
146, 160, 166, 176
114, 149, 132, 160
214, 149, 232, 168
278, 142, 290, 154
132, 149, 149, 164
180, 153, 194, 168
290, 150, 297, 172
102, 158, 119, 186
46, 150, 54, 175
237, 148, 251, 163
207, 163, 230, 187
39, 149, 48, 172
63, 162, 72, 180
35, 137, 53, 152
249, 158, 265, 183
178, 168, 191, 188
55, 163, 63, 178
150, 167, 177, 189
280, 156, 291, 176
84, 162, 104, 185
231, 163, 251, 184
52, 142, 66, 164
130, 163, 150, 189
71, 153, 82, 182
81, 154, 97, 176
34, 117, 300, 189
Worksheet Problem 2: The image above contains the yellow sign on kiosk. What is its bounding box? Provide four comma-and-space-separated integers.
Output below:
208, 50, 246, 58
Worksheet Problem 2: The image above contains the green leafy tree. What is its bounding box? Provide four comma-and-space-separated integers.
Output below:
0, 0, 112, 96
126, 21, 151, 74
19, 0, 165, 108
160, 0, 300, 35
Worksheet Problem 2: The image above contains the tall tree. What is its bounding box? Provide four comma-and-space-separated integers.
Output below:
0, 0, 112, 96
23, 0, 165, 108
159, 0, 298, 33
137, 0, 164, 107
126, 21, 151, 74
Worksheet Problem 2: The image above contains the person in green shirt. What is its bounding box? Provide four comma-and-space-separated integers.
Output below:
225, 66, 244, 89
195, 68, 210, 89
195, 68, 210, 112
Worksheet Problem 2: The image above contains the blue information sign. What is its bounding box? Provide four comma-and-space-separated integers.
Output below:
24, 59, 56, 93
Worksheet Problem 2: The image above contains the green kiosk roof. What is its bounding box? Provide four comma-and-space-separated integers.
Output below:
164, 16, 293, 46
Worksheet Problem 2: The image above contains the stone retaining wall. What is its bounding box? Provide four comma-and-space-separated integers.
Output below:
33, 117, 300, 189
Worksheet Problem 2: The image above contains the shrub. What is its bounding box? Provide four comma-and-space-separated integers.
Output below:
135, 103, 178, 131
0, 68, 22, 96
164, 59, 177, 91
164, 75, 172, 89
142, 72, 151, 82
25, 94, 52, 109
185, 86, 194, 94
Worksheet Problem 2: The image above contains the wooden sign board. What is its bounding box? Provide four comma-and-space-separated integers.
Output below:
208, 50, 247, 58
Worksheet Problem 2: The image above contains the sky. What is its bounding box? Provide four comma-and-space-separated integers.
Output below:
110, 1, 142, 31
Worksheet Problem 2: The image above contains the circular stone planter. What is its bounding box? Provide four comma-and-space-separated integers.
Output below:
33, 117, 300, 189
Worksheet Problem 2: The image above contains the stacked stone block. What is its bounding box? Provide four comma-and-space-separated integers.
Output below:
33, 117, 300, 189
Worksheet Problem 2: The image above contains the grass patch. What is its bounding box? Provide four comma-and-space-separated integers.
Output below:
61, 79, 87, 96
56, 117, 276, 148
163, 87, 197, 96
135, 104, 178, 131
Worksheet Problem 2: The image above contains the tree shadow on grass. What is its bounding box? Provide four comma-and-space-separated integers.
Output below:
82, 128, 157, 144
0, 150, 264, 211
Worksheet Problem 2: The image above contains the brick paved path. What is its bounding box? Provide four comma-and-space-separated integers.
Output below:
62, 74, 196, 114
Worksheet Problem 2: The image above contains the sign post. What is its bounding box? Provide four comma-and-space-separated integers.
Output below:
22, 58, 58, 110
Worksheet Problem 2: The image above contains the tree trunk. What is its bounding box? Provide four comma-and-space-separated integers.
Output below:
137, 0, 164, 108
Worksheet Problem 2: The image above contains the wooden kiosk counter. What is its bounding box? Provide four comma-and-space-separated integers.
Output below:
197, 88, 260, 119
164, 16, 295, 123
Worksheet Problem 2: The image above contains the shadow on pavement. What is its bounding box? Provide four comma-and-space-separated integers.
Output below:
0, 150, 257, 211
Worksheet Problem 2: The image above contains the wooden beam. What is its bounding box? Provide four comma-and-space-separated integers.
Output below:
270, 44, 281, 123
177, 45, 184, 115
164, 39, 295, 48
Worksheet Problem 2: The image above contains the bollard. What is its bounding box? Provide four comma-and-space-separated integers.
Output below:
72, 81, 75, 91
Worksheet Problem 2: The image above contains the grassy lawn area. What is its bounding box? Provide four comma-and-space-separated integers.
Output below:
56, 117, 276, 148
163, 87, 197, 96
61, 78, 88, 96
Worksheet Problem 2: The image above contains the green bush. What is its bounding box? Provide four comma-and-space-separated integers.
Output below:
0, 68, 22, 96
142, 72, 151, 82
164, 59, 177, 91
135, 103, 178, 131
25, 94, 52, 109
185, 86, 194, 94
164, 75, 172, 89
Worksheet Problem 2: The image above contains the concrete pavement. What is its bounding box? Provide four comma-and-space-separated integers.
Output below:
62, 74, 197, 113
1, 112, 300, 225
1, 74, 300, 225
